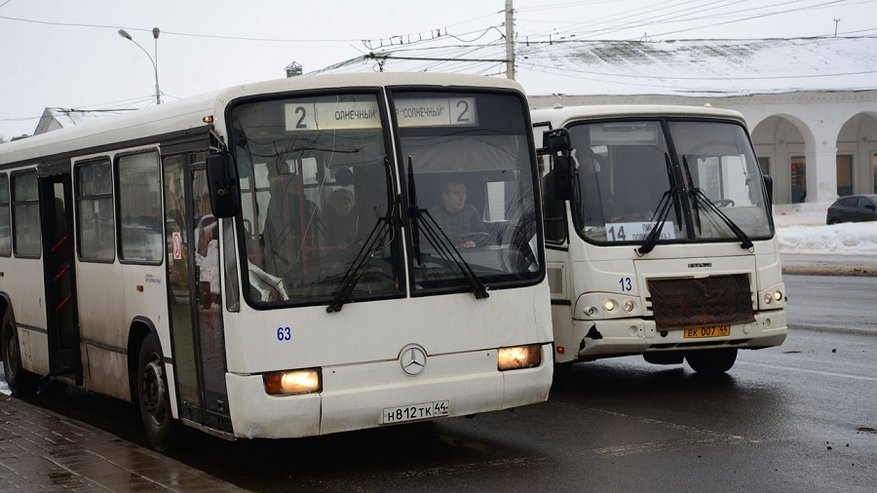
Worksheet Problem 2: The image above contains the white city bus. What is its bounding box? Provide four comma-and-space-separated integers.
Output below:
532, 105, 786, 375
0, 73, 552, 450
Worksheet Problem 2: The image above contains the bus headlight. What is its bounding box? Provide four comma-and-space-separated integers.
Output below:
759, 284, 785, 308
498, 344, 542, 371
263, 368, 322, 396
763, 290, 783, 305
577, 293, 642, 319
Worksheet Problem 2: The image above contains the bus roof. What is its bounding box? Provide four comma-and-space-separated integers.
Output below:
1, 72, 524, 167
530, 104, 746, 128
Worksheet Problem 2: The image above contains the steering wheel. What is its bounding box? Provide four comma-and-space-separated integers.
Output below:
713, 199, 735, 208
457, 232, 491, 245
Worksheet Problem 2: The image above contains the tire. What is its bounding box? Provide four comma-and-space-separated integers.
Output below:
643, 352, 685, 365
1, 310, 39, 395
136, 332, 177, 451
685, 348, 738, 375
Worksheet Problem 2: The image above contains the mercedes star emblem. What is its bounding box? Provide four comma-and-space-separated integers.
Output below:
399, 344, 427, 376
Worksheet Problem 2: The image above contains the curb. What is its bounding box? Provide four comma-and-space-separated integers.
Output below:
782, 266, 877, 277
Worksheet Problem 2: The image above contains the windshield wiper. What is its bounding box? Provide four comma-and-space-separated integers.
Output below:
407, 156, 489, 299
637, 154, 680, 256
681, 156, 753, 250
326, 157, 398, 313
637, 187, 679, 255
690, 188, 754, 250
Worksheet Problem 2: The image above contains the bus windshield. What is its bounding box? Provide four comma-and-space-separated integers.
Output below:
568, 119, 772, 245
230, 90, 542, 305
395, 91, 541, 294
230, 93, 400, 306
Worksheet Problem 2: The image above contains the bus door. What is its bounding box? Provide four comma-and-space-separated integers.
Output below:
37, 168, 81, 381
163, 151, 232, 434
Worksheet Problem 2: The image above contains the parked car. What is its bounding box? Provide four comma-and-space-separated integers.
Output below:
826, 194, 877, 224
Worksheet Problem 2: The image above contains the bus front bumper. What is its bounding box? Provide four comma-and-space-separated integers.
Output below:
224, 344, 553, 439
572, 310, 787, 360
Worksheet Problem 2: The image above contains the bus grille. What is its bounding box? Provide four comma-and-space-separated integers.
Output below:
647, 274, 754, 331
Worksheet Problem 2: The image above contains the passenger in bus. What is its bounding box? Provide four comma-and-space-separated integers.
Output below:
323, 188, 358, 247
196, 214, 220, 307
261, 173, 321, 283
428, 179, 485, 249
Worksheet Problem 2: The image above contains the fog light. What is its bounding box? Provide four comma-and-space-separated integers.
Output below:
263, 368, 321, 396
624, 300, 635, 312
498, 344, 542, 371
773, 290, 783, 302
603, 299, 618, 312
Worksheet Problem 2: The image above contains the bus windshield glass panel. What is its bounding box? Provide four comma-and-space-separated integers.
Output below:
667, 120, 772, 240
568, 119, 772, 245
568, 121, 682, 244
230, 93, 400, 307
395, 91, 541, 294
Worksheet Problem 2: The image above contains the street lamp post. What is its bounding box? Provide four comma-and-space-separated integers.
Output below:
118, 27, 161, 105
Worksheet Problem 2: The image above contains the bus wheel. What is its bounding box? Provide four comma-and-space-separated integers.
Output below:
137, 332, 176, 451
685, 348, 738, 375
1, 311, 38, 395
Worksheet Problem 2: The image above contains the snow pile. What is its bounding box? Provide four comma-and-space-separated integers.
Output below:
773, 206, 877, 255
778, 222, 877, 254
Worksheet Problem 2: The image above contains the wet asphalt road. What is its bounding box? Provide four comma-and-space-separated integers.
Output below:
3, 275, 875, 492
19, 327, 871, 493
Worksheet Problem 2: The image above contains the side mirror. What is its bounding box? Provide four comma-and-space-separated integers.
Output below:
762, 175, 774, 206
545, 128, 572, 154
545, 155, 572, 201
206, 151, 240, 218
542, 128, 573, 201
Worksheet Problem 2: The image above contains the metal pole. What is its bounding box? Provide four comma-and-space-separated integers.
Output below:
118, 28, 161, 105
505, 0, 515, 80
152, 27, 161, 104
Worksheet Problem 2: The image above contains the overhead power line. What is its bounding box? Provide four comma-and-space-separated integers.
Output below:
0, 15, 359, 42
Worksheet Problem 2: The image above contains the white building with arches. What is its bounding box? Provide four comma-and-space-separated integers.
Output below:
528, 90, 877, 206
318, 36, 877, 206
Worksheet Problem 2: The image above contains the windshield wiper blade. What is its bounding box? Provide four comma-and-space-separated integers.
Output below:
418, 210, 489, 299
681, 155, 701, 233
690, 188, 754, 250
325, 216, 392, 313
406, 156, 488, 300
637, 186, 678, 256
680, 155, 752, 249
326, 157, 398, 313
407, 157, 423, 264
637, 153, 680, 256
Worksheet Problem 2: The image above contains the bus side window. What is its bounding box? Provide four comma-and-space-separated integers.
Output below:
542, 171, 567, 243
117, 150, 163, 263
0, 174, 10, 257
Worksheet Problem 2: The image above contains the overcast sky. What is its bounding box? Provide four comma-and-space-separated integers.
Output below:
1, 0, 875, 139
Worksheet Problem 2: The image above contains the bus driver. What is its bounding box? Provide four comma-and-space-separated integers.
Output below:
429, 179, 485, 249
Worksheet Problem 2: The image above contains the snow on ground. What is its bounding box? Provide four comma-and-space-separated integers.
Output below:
773, 204, 877, 255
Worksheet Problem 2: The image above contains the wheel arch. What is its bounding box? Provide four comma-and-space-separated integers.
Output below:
0, 292, 13, 361
0, 292, 12, 324
127, 316, 160, 403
